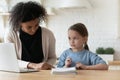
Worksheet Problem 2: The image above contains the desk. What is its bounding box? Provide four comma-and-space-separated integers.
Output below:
0, 70, 120, 80
108, 61, 120, 70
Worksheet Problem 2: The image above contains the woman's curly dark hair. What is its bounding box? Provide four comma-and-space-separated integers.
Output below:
9, 1, 47, 30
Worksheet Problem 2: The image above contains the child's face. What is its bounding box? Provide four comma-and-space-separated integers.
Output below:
68, 30, 87, 51
20, 18, 39, 35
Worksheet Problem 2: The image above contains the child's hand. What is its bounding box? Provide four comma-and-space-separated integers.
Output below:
64, 57, 72, 68
76, 62, 87, 70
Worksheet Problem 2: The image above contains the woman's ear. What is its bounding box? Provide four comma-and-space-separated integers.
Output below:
84, 36, 88, 43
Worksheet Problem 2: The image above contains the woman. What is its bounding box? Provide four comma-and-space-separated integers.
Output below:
4, 1, 56, 70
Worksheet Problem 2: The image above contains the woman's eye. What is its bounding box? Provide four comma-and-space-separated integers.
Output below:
27, 26, 32, 29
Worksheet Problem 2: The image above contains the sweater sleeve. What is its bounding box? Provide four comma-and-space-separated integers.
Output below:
42, 27, 57, 65
18, 60, 29, 68
46, 29, 57, 65
4, 28, 30, 68
89, 52, 107, 65
57, 51, 67, 67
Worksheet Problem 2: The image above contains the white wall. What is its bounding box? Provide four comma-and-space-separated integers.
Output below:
47, 0, 120, 60
0, 0, 120, 60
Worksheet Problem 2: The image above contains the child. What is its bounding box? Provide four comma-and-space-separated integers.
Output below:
57, 23, 108, 70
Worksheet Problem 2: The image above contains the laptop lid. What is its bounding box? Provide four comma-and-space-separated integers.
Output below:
0, 43, 20, 72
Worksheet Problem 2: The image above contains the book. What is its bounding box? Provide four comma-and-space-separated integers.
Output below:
51, 67, 77, 75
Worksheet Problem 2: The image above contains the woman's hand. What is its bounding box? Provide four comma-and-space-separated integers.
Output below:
27, 62, 54, 70
76, 62, 87, 70
64, 57, 72, 68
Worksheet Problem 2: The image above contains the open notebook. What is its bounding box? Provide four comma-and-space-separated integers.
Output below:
0, 43, 38, 73
51, 67, 77, 75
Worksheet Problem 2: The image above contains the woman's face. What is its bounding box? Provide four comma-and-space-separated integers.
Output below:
20, 18, 40, 35
68, 30, 87, 51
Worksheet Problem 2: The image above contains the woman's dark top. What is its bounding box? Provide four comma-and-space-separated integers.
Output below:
20, 27, 44, 63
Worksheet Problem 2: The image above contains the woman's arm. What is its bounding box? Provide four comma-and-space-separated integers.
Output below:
44, 28, 57, 65
27, 62, 54, 70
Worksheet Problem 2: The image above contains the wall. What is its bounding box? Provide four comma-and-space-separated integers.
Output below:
47, 0, 120, 60
0, 0, 120, 60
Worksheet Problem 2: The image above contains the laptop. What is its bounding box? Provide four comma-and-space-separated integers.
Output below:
0, 43, 38, 73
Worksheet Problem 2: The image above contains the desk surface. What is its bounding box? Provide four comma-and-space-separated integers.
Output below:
0, 70, 120, 80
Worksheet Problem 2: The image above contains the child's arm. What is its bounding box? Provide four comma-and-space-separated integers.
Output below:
85, 63, 108, 70
57, 51, 68, 67
76, 62, 108, 70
